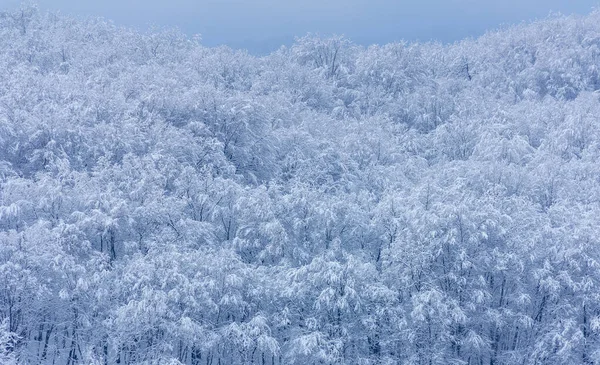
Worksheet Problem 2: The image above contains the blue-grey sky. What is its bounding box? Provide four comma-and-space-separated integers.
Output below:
7, 0, 600, 54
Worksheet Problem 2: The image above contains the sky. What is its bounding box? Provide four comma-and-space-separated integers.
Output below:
5, 0, 600, 54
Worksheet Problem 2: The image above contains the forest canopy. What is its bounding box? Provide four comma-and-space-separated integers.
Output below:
1, 4, 600, 365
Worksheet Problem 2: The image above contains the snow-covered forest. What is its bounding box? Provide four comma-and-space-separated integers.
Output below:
1, 4, 600, 364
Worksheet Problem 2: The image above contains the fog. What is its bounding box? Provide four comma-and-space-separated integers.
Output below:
7, 0, 600, 54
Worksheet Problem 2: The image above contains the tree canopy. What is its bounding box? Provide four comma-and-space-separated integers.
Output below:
1, 5, 600, 364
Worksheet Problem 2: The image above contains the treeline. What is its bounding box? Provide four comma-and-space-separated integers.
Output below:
1, 4, 600, 364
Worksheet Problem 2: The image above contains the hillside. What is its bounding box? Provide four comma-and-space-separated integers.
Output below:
1, 5, 600, 365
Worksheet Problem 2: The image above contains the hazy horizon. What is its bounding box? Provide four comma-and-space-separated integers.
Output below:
5, 1, 600, 54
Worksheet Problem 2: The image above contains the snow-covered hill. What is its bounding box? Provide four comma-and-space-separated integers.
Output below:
1, 5, 600, 364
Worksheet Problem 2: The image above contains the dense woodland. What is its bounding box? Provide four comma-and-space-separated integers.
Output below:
1, 4, 600, 364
